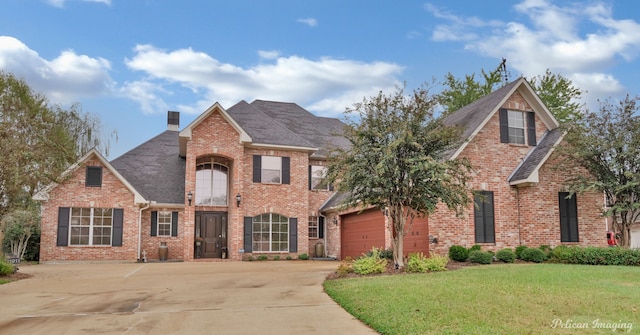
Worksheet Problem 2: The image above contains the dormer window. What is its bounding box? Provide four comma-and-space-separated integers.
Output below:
499, 109, 537, 146
85, 166, 103, 187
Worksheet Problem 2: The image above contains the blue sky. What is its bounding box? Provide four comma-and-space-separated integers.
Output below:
2, 0, 640, 158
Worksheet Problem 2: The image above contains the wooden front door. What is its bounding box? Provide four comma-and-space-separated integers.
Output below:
196, 212, 227, 258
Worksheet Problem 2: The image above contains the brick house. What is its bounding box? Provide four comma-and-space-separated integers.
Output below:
321, 78, 607, 259
35, 100, 348, 262
34, 78, 607, 263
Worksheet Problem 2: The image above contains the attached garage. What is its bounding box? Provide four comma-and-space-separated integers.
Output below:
340, 209, 385, 259
339, 209, 430, 259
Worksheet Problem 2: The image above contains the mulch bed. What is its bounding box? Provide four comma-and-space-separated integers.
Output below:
326, 259, 482, 280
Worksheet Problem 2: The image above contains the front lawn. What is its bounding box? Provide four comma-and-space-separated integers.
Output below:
324, 264, 639, 334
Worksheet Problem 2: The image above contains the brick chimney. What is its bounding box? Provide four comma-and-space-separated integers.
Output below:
167, 111, 180, 131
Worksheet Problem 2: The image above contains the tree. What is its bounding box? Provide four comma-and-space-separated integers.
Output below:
438, 68, 504, 115
1, 209, 39, 260
327, 84, 472, 267
0, 71, 111, 216
564, 95, 640, 247
529, 69, 584, 124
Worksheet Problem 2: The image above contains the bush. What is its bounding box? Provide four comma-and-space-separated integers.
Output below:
298, 253, 309, 260
407, 252, 449, 273
366, 248, 393, 259
549, 245, 571, 263
353, 248, 387, 275
448, 245, 469, 262
0, 260, 15, 276
550, 246, 640, 266
469, 245, 482, 252
468, 250, 493, 264
515, 245, 528, 259
285, 256, 292, 260
272, 255, 280, 261
336, 262, 353, 277
495, 248, 516, 263
520, 248, 547, 263
257, 255, 268, 261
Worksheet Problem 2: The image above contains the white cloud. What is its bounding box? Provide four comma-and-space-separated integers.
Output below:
427, 0, 640, 109
258, 50, 280, 60
46, 0, 111, 8
124, 45, 403, 116
0, 36, 114, 104
297, 18, 318, 27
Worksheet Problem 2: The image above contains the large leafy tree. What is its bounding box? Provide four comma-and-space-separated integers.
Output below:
564, 95, 640, 247
438, 68, 504, 116
327, 84, 472, 267
0, 71, 111, 257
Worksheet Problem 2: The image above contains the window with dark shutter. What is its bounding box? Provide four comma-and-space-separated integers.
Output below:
499, 109, 509, 143
243, 217, 253, 253
559, 192, 579, 242
282, 157, 290, 184
151, 211, 158, 236
253, 155, 262, 183
86, 166, 103, 187
474, 191, 495, 243
289, 218, 298, 252
57, 207, 70, 246
527, 112, 537, 146
171, 211, 179, 237
112, 209, 124, 247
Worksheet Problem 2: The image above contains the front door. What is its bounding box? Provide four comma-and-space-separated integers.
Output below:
196, 212, 227, 258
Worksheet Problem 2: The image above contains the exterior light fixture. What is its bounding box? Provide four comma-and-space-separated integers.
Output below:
236, 193, 242, 207
333, 217, 338, 225
187, 191, 193, 206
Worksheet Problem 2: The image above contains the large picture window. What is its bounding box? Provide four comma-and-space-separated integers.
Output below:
70, 207, 113, 246
195, 162, 228, 206
252, 213, 289, 252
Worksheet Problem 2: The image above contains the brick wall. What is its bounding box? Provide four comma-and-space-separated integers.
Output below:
40, 157, 140, 262
429, 94, 606, 255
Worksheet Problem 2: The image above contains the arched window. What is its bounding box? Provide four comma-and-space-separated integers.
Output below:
195, 161, 228, 206
252, 213, 289, 252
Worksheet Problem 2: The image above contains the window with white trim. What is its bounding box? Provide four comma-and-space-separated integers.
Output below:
261, 156, 282, 184
157, 211, 172, 236
310, 165, 330, 190
308, 215, 318, 238
507, 111, 526, 144
195, 162, 229, 206
252, 213, 289, 252
70, 207, 113, 246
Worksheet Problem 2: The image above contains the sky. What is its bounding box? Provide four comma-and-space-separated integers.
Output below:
2, 0, 640, 159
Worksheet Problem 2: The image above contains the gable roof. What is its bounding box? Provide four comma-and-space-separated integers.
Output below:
111, 130, 185, 205
33, 148, 146, 204
443, 77, 559, 159
508, 128, 564, 186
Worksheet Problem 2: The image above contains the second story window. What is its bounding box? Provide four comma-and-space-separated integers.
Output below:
499, 109, 537, 146
253, 155, 290, 184
309, 165, 332, 190
196, 161, 229, 206
507, 111, 525, 144
85, 166, 103, 187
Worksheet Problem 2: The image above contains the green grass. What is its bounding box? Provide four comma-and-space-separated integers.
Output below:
324, 264, 640, 335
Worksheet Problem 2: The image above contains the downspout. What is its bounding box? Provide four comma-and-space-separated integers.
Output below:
516, 187, 522, 246
138, 201, 151, 262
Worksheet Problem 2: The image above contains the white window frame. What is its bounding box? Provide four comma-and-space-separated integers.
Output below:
261, 156, 282, 184
252, 213, 289, 252
507, 110, 526, 144
308, 215, 319, 239
69, 207, 113, 246
195, 161, 229, 206
157, 211, 172, 236
310, 165, 330, 190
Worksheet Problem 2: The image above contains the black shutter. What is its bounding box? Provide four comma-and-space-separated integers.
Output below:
485, 193, 495, 243
289, 218, 298, 252
559, 192, 579, 242
499, 108, 509, 143
243, 216, 253, 253
253, 155, 262, 183
474, 192, 495, 243
329, 183, 334, 191
527, 112, 537, 146
308, 166, 312, 190
57, 207, 70, 246
171, 211, 179, 237
318, 216, 325, 239
85, 166, 103, 187
151, 211, 158, 236
112, 209, 124, 247
282, 157, 290, 184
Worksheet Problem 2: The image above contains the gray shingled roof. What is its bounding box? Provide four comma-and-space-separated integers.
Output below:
111, 130, 185, 204
509, 128, 563, 183
443, 78, 522, 142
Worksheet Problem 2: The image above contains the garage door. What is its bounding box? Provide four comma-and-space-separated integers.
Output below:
403, 216, 429, 256
340, 209, 385, 259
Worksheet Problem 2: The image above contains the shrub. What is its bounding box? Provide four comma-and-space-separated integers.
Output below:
298, 253, 309, 260
549, 245, 571, 263
257, 255, 268, 261
272, 255, 280, 261
379, 248, 394, 260
407, 252, 449, 273
515, 245, 528, 259
246, 256, 254, 261
495, 248, 516, 263
353, 248, 387, 275
520, 248, 547, 263
550, 246, 640, 266
469, 245, 482, 252
449, 245, 469, 262
0, 260, 15, 276
539, 245, 552, 257
336, 262, 353, 277
468, 250, 493, 264
285, 255, 292, 260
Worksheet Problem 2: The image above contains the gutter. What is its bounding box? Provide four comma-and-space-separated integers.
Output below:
137, 201, 153, 261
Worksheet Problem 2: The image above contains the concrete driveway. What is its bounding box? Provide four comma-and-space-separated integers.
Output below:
0, 261, 377, 335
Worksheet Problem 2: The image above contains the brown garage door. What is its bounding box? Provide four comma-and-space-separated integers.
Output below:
341, 209, 385, 259
403, 216, 429, 256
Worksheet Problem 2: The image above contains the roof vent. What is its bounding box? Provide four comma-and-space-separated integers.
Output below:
167, 111, 180, 131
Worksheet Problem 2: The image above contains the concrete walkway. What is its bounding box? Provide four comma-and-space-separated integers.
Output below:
0, 261, 378, 335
